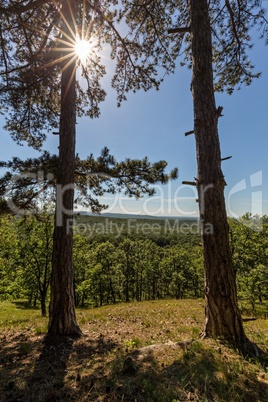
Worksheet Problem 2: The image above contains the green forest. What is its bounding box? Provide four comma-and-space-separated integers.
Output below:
1, 212, 267, 317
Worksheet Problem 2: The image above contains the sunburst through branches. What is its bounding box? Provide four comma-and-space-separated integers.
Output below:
75, 36, 91, 65
48, 0, 94, 71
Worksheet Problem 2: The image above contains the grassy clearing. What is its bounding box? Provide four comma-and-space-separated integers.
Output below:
0, 299, 268, 401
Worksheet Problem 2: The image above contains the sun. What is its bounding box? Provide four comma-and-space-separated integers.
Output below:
75, 37, 91, 65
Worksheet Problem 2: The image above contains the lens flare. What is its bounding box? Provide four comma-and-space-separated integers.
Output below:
75, 37, 91, 65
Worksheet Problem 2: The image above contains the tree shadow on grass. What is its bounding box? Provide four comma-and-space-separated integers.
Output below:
25, 335, 75, 401
83, 341, 268, 402
0, 331, 43, 402
0, 331, 118, 402
0, 332, 267, 402
160, 343, 268, 402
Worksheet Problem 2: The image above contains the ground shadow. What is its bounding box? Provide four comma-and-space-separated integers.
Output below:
0, 331, 118, 402
0, 331, 42, 402
1, 332, 267, 402
81, 341, 268, 402
25, 335, 75, 401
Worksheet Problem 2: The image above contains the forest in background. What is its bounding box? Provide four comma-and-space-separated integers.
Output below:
0, 212, 267, 316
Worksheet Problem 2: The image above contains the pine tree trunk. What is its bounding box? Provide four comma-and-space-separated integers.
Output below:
189, 0, 245, 344
47, 1, 81, 337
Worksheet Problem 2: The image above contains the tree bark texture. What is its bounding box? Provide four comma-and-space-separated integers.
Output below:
47, 1, 81, 336
189, 0, 245, 344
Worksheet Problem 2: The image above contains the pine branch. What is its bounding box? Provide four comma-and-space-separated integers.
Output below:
225, 0, 242, 49
168, 27, 191, 34
0, 0, 51, 14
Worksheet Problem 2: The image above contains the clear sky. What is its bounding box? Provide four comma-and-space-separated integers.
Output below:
0, 33, 267, 218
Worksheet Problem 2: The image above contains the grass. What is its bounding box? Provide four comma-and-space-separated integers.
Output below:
0, 300, 47, 330
0, 299, 268, 401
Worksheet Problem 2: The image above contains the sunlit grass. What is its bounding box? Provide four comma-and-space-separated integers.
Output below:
0, 300, 47, 331
1, 298, 268, 347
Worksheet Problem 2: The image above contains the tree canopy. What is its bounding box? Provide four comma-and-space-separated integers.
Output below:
0, 1, 267, 149
0, 0, 166, 149
120, 0, 267, 92
0, 147, 178, 214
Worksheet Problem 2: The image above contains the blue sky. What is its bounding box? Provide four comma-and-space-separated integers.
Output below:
0, 34, 267, 218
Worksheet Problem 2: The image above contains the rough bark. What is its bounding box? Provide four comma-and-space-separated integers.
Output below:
189, 0, 246, 344
47, 1, 81, 337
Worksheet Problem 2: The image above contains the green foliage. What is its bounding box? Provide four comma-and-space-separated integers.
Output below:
0, 212, 53, 315
0, 215, 21, 300
229, 214, 268, 314
74, 214, 201, 245
70, 213, 267, 310
16, 211, 53, 316
72, 222, 204, 307
1, 212, 268, 313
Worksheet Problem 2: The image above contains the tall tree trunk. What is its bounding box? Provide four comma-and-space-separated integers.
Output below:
41, 292, 46, 317
189, 0, 245, 344
47, 1, 81, 337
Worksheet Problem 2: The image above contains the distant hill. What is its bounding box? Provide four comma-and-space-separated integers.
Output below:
73, 212, 201, 245
75, 211, 198, 221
